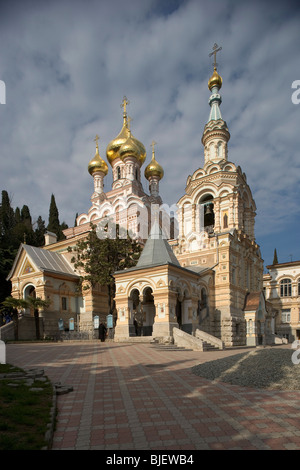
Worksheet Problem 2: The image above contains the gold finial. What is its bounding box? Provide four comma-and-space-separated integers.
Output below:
94, 134, 100, 150
209, 43, 222, 70
151, 140, 156, 159
120, 96, 130, 115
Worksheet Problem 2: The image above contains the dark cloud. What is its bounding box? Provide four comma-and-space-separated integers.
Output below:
0, 0, 299, 266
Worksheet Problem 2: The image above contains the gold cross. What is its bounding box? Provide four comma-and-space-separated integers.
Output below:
209, 43, 222, 69
94, 134, 99, 149
120, 96, 130, 114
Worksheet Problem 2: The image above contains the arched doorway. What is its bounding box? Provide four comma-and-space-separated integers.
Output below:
130, 286, 156, 336
23, 284, 36, 315
142, 286, 155, 336
130, 288, 141, 335
175, 297, 182, 329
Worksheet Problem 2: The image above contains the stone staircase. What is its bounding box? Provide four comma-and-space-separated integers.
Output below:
171, 327, 224, 352
150, 339, 193, 351
150, 328, 224, 352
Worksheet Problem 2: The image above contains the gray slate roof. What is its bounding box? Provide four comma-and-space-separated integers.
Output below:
7, 244, 79, 280
136, 221, 180, 269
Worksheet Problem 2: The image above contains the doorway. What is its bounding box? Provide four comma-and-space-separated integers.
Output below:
176, 297, 182, 329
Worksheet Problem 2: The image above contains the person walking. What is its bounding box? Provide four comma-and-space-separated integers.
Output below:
99, 322, 107, 342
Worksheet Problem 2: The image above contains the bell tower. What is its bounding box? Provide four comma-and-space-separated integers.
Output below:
202, 43, 230, 165
175, 44, 264, 347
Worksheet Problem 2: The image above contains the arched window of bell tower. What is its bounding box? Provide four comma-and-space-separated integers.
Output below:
209, 142, 215, 160
200, 194, 215, 229
217, 142, 222, 158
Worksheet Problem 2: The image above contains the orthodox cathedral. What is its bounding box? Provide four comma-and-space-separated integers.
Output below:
6, 46, 278, 348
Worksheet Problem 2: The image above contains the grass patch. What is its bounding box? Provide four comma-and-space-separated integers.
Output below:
0, 363, 54, 450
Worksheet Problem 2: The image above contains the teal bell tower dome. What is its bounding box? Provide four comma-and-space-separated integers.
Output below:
202, 43, 230, 164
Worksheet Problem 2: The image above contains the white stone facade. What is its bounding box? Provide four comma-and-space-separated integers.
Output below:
263, 260, 300, 342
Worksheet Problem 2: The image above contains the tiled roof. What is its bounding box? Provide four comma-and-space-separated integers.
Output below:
7, 244, 79, 279
136, 221, 180, 269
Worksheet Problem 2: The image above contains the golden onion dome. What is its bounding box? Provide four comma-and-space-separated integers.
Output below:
144, 144, 164, 181
208, 67, 222, 91
119, 134, 141, 160
106, 119, 146, 166
106, 116, 129, 165
88, 138, 108, 176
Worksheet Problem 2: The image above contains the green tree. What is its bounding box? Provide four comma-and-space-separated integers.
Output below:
47, 194, 67, 241
20, 205, 32, 227
12, 204, 35, 246
47, 194, 60, 236
0, 190, 16, 245
34, 216, 46, 246
15, 207, 21, 223
69, 223, 142, 319
0, 247, 15, 301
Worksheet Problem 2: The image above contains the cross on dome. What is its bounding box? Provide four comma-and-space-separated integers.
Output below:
209, 43, 222, 70
120, 96, 130, 115
94, 134, 100, 149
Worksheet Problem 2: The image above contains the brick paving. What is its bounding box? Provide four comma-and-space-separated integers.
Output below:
6, 341, 300, 450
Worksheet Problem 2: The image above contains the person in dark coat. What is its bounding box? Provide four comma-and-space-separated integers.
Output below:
99, 322, 107, 342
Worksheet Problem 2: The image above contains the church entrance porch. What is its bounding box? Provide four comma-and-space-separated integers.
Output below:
131, 286, 155, 337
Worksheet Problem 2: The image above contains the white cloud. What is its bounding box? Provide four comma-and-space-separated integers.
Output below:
0, 0, 299, 265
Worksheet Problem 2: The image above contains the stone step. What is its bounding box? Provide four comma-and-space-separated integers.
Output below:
202, 341, 220, 351
150, 342, 193, 352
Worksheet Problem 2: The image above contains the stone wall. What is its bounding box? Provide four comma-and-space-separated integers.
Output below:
0, 316, 43, 341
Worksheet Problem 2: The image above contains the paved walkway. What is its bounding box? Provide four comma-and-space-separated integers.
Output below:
6, 341, 300, 450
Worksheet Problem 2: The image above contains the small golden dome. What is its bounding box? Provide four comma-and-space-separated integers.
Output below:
106, 116, 146, 166
144, 143, 164, 181
88, 139, 108, 176
208, 67, 222, 91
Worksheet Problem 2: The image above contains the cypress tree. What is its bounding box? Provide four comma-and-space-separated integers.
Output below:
0, 190, 16, 244
47, 194, 60, 234
15, 207, 21, 223
34, 216, 46, 246
21, 205, 32, 228
47, 194, 66, 240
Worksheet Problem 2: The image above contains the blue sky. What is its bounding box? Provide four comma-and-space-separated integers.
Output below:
0, 0, 299, 268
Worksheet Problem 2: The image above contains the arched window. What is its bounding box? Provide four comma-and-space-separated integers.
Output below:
217, 142, 222, 158
200, 194, 214, 229
201, 288, 207, 308
223, 212, 228, 229
280, 278, 292, 297
117, 167, 121, 180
